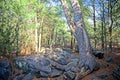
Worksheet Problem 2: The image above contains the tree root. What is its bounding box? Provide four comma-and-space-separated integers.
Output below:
75, 70, 91, 80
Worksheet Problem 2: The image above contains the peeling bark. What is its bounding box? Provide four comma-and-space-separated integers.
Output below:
60, 0, 97, 75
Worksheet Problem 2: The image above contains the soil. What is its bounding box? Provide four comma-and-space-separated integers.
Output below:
81, 48, 120, 80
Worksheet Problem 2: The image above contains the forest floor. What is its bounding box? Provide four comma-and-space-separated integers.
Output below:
81, 47, 120, 80
0, 47, 120, 80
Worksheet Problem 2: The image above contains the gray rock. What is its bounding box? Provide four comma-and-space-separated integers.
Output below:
97, 73, 108, 79
92, 77, 100, 80
61, 51, 71, 58
106, 57, 112, 63
26, 60, 51, 73
63, 71, 75, 80
93, 50, 104, 59
50, 68, 63, 77
49, 59, 65, 71
70, 55, 79, 59
40, 71, 50, 77
55, 57, 69, 65
22, 73, 34, 80
71, 67, 80, 72
12, 75, 24, 80
39, 58, 50, 66
65, 61, 77, 71
0, 59, 12, 80
35, 65, 51, 73
62, 48, 72, 53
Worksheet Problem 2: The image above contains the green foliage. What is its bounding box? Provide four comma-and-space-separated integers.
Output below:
0, 0, 71, 55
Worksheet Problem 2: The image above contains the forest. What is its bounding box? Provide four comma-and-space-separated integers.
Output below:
0, 0, 120, 80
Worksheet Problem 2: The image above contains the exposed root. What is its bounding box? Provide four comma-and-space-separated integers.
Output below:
75, 70, 91, 80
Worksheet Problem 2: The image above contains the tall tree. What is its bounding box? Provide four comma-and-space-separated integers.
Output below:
60, 0, 97, 79
92, 0, 97, 48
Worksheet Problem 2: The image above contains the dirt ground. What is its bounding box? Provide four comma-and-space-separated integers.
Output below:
81, 48, 120, 80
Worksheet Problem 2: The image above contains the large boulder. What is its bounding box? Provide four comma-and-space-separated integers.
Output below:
92, 49, 104, 59
112, 65, 120, 80
0, 59, 12, 80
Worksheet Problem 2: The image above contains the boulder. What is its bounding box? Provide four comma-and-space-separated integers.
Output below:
93, 50, 104, 59
55, 57, 69, 65
65, 61, 77, 71
39, 58, 50, 66
22, 72, 35, 80
71, 66, 80, 72
112, 65, 120, 80
62, 48, 72, 53
92, 77, 100, 80
0, 59, 12, 80
34, 64, 51, 73
12, 75, 24, 80
63, 71, 75, 80
50, 68, 63, 77
97, 73, 108, 79
49, 59, 65, 71
106, 57, 112, 63
40, 71, 50, 77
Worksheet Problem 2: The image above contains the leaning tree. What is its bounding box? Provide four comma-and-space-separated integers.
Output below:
60, 0, 98, 79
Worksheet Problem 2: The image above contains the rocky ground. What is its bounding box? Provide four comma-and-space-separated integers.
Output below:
0, 47, 120, 80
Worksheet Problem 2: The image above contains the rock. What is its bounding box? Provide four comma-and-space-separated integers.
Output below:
97, 73, 108, 79
35, 64, 51, 73
14, 58, 26, 69
93, 50, 104, 59
55, 57, 69, 65
12, 75, 24, 80
61, 51, 71, 58
40, 71, 50, 77
49, 59, 65, 71
65, 61, 77, 71
62, 48, 72, 53
54, 48, 63, 52
71, 66, 80, 72
70, 55, 79, 59
14, 58, 29, 72
22, 72, 35, 80
50, 68, 63, 77
0, 59, 12, 80
39, 58, 50, 66
106, 57, 112, 63
92, 77, 100, 80
94, 62, 100, 71
63, 71, 75, 80
112, 65, 120, 80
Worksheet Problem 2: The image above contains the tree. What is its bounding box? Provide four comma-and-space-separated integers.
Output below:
92, 0, 97, 48
60, 0, 97, 79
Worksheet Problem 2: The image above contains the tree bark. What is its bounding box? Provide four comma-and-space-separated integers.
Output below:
60, 0, 97, 75
101, 1, 105, 50
92, 0, 97, 49
109, 0, 113, 54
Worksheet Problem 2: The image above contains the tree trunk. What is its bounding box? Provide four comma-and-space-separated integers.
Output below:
92, 0, 97, 49
101, 1, 105, 50
60, 0, 97, 77
109, 0, 113, 54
